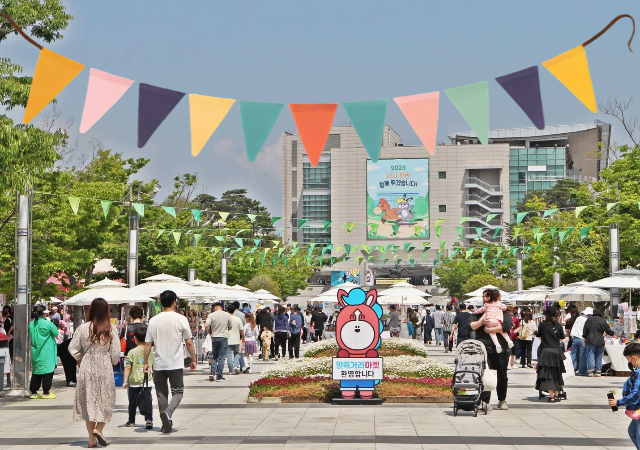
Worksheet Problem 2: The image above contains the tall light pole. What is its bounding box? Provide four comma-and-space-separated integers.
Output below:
610, 224, 620, 318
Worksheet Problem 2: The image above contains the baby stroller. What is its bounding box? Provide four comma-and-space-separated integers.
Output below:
452, 340, 489, 417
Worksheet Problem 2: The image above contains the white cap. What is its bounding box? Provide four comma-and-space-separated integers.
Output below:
582, 306, 594, 316
51, 306, 58, 311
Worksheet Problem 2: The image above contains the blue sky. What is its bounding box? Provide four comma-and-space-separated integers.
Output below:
3, 0, 639, 215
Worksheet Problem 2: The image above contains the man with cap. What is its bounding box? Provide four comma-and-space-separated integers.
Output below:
570, 307, 591, 376
50, 307, 61, 321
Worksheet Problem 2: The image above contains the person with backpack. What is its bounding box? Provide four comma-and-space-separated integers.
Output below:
515, 310, 537, 368
442, 305, 456, 353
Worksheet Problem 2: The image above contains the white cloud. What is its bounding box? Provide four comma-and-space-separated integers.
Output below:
414, 166, 426, 172
422, 182, 429, 185
367, 164, 380, 171
368, 186, 378, 190
212, 138, 235, 155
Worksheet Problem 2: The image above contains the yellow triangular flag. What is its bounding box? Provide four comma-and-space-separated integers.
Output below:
189, 95, 235, 156
542, 45, 596, 113
23, 48, 85, 124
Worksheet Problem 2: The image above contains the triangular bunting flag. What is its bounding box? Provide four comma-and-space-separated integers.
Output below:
435, 226, 443, 238
297, 219, 308, 230
344, 244, 352, 256
322, 220, 332, 232
188, 95, 235, 156
543, 208, 558, 218
393, 92, 439, 155
413, 225, 422, 237
138, 84, 186, 148
475, 227, 483, 239
532, 228, 540, 237
68, 196, 80, 215
575, 206, 588, 217
371, 224, 380, 235
496, 248, 504, 258
344, 222, 356, 233
434, 219, 447, 228
342, 99, 387, 162
542, 46, 596, 113
486, 213, 499, 223
580, 227, 592, 241
172, 231, 181, 245
493, 227, 502, 238
495, 66, 545, 130
270, 216, 282, 225
132, 203, 145, 217
455, 226, 463, 240
444, 81, 489, 145
391, 224, 400, 236
24, 49, 85, 124
100, 200, 112, 219
234, 238, 244, 248
162, 206, 176, 218
194, 234, 202, 246
516, 212, 528, 225
247, 214, 257, 223
559, 230, 568, 244
606, 202, 619, 213
513, 227, 521, 238
439, 241, 446, 252
79, 69, 133, 133
156, 230, 165, 239
191, 209, 203, 222
238, 101, 285, 162
219, 212, 231, 222
460, 217, 474, 224
550, 228, 558, 238
289, 103, 338, 167
566, 227, 575, 239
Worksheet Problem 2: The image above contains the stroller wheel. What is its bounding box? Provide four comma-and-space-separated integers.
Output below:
474, 406, 478, 417
539, 391, 544, 399
560, 391, 567, 400
483, 403, 488, 415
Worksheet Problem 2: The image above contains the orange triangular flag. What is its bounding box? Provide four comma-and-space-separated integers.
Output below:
394, 92, 439, 155
23, 48, 85, 124
289, 104, 338, 167
542, 45, 596, 113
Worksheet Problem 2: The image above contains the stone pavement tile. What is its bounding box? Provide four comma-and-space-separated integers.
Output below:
328, 444, 375, 450
421, 445, 469, 450
283, 445, 330, 450
375, 445, 422, 450
4, 447, 59, 450
497, 426, 544, 438
236, 445, 284, 450
466, 445, 516, 450
145, 445, 196, 450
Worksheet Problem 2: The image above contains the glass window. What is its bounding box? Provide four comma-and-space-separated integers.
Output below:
302, 227, 331, 244
292, 171, 297, 197
292, 141, 297, 167
527, 181, 534, 190
303, 162, 331, 190
439, 171, 446, 179
543, 181, 551, 190
439, 205, 446, 212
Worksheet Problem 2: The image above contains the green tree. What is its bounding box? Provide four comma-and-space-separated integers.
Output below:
247, 274, 281, 298
434, 259, 491, 299
462, 274, 507, 296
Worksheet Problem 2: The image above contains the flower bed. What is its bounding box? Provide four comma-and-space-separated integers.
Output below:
249, 376, 452, 402
304, 338, 429, 358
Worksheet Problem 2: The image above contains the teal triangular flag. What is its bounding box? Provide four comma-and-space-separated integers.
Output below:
322, 220, 332, 232
162, 206, 176, 218
247, 214, 257, 222
580, 226, 592, 240
444, 81, 489, 145
234, 237, 244, 248
559, 230, 568, 243
493, 227, 502, 238
100, 200, 112, 219
132, 203, 145, 217
516, 212, 528, 225
194, 234, 202, 246
606, 202, 619, 213
486, 213, 499, 223
155, 229, 165, 239
543, 208, 558, 218
191, 209, 203, 222
342, 99, 387, 162
475, 227, 483, 239
297, 219, 308, 230
238, 101, 285, 162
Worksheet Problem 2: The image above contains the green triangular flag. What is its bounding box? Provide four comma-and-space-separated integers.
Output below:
456, 226, 463, 240
330, 257, 337, 266
342, 99, 387, 162
322, 220, 332, 231
513, 227, 521, 238
132, 203, 144, 217
524, 246, 532, 252
536, 245, 542, 251
559, 230, 568, 243
460, 217, 474, 224
475, 227, 483, 239
413, 225, 422, 237
606, 202, 618, 213
532, 227, 540, 236
439, 241, 446, 252
575, 206, 588, 217
496, 248, 504, 257
278, 248, 285, 258
516, 212, 528, 225
444, 81, 490, 145
370, 223, 380, 235
344, 244, 352, 256
214, 235, 225, 242
270, 216, 282, 225
492, 258, 498, 267
155, 229, 165, 239
307, 243, 316, 255
194, 234, 202, 246
410, 259, 415, 267
218, 212, 230, 222
344, 222, 356, 233
210, 247, 220, 254
566, 227, 575, 238
493, 227, 502, 238
247, 213, 257, 222
391, 224, 400, 236
172, 231, 181, 244
291, 247, 300, 257
481, 247, 488, 257
466, 248, 474, 259
543, 208, 558, 218
356, 256, 363, 265
253, 239, 261, 247
234, 237, 244, 248
162, 206, 176, 218
550, 227, 558, 238
297, 219, 308, 230
68, 196, 80, 215
451, 248, 460, 258
191, 209, 203, 222
321, 244, 333, 256
292, 241, 298, 248
271, 240, 280, 248
535, 232, 545, 243
238, 101, 285, 162
434, 218, 447, 228
435, 226, 443, 238
580, 226, 591, 240
503, 258, 509, 266
486, 213, 499, 222
100, 200, 112, 218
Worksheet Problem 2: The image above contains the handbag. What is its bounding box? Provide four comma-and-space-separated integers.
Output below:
120, 324, 128, 353
482, 368, 498, 392
137, 373, 153, 416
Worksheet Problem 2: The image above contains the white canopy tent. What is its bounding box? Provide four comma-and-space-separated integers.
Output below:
85, 279, 128, 288
252, 289, 281, 301
142, 273, 185, 282
318, 281, 362, 299
589, 267, 640, 305
464, 285, 509, 297
377, 295, 430, 306
61, 287, 154, 306
547, 285, 611, 303
132, 281, 214, 298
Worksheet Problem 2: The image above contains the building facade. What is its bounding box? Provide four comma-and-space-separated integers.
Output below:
282, 122, 610, 283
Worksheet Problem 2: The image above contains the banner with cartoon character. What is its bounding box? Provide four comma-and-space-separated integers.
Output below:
366, 159, 429, 239
331, 269, 360, 286
332, 288, 384, 399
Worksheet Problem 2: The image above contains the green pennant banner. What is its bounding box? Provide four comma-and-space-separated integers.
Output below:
580, 226, 591, 240
456, 226, 463, 240
492, 258, 498, 267
156, 229, 165, 239
344, 244, 352, 256
486, 213, 499, 222
511, 248, 518, 256
481, 247, 488, 257
361, 245, 371, 254
503, 258, 509, 266
439, 241, 446, 252
253, 239, 261, 247
356, 256, 363, 265
404, 243, 414, 252
194, 234, 202, 246
297, 219, 308, 230
100, 200, 112, 218
434, 218, 447, 228
543, 208, 558, 218
493, 227, 502, 238
68, 196, 80, 215
214, 235, 224, 242
371, 223, 380, 235
191, 209, 203, 222
329, 256, 336, 266
466, 248, 474, 259
575, 206, 588, 217
496, 247, 504, 257
460, 217, 474, 224
566, 227, 575, 238
270, 216, 282, 225
451, 248, 460, 258
475, 227, 483, 239
391, 224, 400, 235
550, 227, 558, 238
513, 227, 521, 238
435, 226, 443, 238
344, 222, 356, 233
272, 240, 280, 247
247, 213, 257, 222
532, 227, 540, 236
559, 230, 568, 243
410, 259, 415, 267
308, 243, 316, 255
210, 247, 220, 254
322, 220, 332, 231
132, 203, 144, 217
278, 248, 285, 258
291, 247, 300, 257
219, 211, 231, 222
234, 237, 244, 248
535, 232, 545, 243
606, 202, 618, 213
413, 225, 422, 237
162, 206, 176, 218
321, 244, 333, 256
536, 245, 542, 251
516, 212, 528, 225
172, 231, 181, 244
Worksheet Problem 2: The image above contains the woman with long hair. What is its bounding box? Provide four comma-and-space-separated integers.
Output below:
243, 312, 259, 373
29, 305, 59, 399
516, 311, 537, 368
535, 307, 566, 402
69, 298, 120, 447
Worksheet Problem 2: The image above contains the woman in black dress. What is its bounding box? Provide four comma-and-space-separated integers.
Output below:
535, 307, 566, 402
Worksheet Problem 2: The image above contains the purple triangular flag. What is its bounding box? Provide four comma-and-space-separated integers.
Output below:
138, 83, 185, 148
495, 66, 545, 130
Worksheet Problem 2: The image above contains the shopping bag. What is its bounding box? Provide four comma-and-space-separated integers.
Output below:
563, 352, 575, 379
482, 369, 498, 391
137, 373, 153, 416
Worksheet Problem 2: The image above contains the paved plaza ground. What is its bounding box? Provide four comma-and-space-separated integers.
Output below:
0, 343, 637, 450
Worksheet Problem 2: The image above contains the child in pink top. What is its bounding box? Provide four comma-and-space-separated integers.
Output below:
475, 299, 514, 353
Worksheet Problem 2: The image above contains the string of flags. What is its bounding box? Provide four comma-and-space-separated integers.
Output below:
1, 13, 634, 166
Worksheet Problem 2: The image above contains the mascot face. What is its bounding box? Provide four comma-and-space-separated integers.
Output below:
339, 308, 376, 351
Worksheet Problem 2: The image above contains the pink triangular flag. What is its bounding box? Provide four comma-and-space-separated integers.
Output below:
79, 69, 134, 133
394, 92, 439, 155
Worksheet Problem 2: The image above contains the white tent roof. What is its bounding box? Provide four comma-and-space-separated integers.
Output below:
379, 287, 431, 298
589, 276, 640, 289
318, 282, 361, 297
252, 289, 281, 301
464, 285, 508, 297
377, 295, 430, 306
614, 267, 640, 276
62, 287, 153, 306
132, 281, 214, 298
85, 279, 128, 289
188, 279, 212, 287
548, 285, 611, 302
142, 274, 185, 282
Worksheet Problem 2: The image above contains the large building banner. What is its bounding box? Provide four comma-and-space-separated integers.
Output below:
366, 159, 429, 239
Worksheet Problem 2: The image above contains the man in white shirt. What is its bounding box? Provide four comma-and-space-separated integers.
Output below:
226, 305, 245, 375
206, 302, 233, 382
144, 290, 196, 434
571, 307, 591, 376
